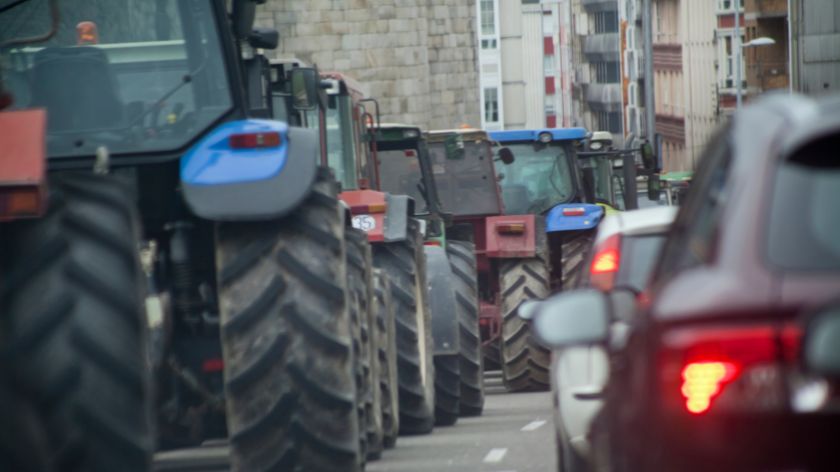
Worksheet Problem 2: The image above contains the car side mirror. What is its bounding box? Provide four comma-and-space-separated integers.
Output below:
647, 174, 661, 201
526, 289, 610, 349
290, 67, 319, 111
498, 147, 515, 165
804, 305, 840, 378
248, 28, 279, 50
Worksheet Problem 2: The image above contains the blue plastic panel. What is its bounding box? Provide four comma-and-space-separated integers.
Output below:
181, 119, 289, 186
545, 203, 604, 233
489, 128, 588, 143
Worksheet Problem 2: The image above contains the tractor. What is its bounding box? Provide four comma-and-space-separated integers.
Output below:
0, 1, 378, 471
477, 128, 655, 391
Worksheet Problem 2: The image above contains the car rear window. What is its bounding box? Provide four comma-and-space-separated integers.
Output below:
767, 137, 840, 270
618, 234, 667, 291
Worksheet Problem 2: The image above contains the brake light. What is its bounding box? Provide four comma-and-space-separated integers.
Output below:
424, 240, 442, 246
660, 324, 798, 415
562, 207, 586, 216
589, 234, 621, 290
202, 358, 224, 373
681, 361, 738, 414
229, 132, 282, 149
496, 222, 526, 234
0, 186, 45, 220
349, 203, 386, 214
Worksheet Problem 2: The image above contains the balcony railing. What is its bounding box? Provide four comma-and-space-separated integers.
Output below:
583, 33, 619, 61
583, 83, 622, 110
746, 61, 790, 90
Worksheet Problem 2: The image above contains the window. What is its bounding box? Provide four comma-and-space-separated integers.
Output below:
481, 0, 495, 36
543, 54, 556, 76
481, 38, 497, 49
596, 111, 622, 133
594, 11, 619, 34
544, 95, 556, 116
595, 61, 620, 83
484, 87, 499, 123
716, 0, 744, 12
718, 31, 746, 89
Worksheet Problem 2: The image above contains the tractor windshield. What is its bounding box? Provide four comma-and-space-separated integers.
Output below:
495, 142, 576, 214
377, 147, 428, 213
426, 138, 502, 216
0, 0, 232, 159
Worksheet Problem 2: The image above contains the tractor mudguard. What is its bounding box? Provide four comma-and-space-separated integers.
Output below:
545, 203, 604, 233
424, 245, 460, 356
339, 191, 413, 243
180, 120, 318, 221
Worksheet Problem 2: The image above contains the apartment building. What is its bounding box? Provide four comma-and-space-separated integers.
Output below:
476, 0, 568, 131
744, 0, 790, 94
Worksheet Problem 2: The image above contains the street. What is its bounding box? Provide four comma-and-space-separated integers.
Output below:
154, 371, 556, 472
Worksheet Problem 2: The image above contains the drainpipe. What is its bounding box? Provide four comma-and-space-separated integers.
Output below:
643, 0, 656, 141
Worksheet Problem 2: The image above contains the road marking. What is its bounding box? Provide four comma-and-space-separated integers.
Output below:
483, 448, 508, 463
520, 420, 547, 432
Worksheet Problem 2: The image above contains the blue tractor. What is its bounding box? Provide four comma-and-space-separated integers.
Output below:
485, 128, 655, 391
0, 1, 369, 471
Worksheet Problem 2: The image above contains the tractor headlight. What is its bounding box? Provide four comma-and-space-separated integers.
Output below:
538, 132, 553, 143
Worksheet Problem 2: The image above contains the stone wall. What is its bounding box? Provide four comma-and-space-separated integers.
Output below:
256, 0, 480, 130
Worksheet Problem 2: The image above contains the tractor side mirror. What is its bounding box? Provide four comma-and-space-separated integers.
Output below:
498, 147, 515, 165
641, 141, 657, 171
647, 174, 661, 201
232, 0, 259, 39
290, 67, 319, 111
248, 28, 279, 50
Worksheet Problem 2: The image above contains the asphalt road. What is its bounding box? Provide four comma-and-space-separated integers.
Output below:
154, 371, 557, 472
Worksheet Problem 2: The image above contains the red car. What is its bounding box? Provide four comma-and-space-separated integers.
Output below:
529, 94, 840, 471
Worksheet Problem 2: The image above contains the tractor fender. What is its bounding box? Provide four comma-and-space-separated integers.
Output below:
382, 193, 413, 243
424, 245, 460, 356
180, 120, 318, 221
485, 214, 538, 258
544, 203, 604, 233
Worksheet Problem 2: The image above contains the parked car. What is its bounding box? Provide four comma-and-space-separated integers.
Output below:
528, 94, 840, 472
527, 206, 676, 471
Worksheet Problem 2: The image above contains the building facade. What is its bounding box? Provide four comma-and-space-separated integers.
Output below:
257, 0, 480, 131
744, 0, 790, 95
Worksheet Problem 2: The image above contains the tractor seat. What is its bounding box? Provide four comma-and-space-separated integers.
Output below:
30, 46, 124, 132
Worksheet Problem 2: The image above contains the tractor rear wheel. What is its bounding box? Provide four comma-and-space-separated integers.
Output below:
499, 257, 551, 392
372, 269, 399, 449
560, 231, 594, 290
0, 173, 153, 472
446, 241, 484, 417
218, 168, 360, 472
345, 227, 383, 460
372, 221, 435, 435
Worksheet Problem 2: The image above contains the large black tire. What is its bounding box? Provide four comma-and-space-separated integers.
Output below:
560, 231, 595, 290
372, 269, 399, 449
372, 221, 435, 436
345, 227, 383, 461
217, 168, 360, 472
433, 353, 460, 426
499, 257, 551, 392
0, 378, 49, 472
446, 241, 484, 417
0, 173, 153, 472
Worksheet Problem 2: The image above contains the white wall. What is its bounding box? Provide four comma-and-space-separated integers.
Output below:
682, 0, 719, 168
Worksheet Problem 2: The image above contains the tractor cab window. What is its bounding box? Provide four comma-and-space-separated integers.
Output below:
1, 0, 233, 159
325, 94, 358, 190
580, 155, 625, 210
377, 145, 428, 213
495, 142, 575, 214
426, 136, 502, 216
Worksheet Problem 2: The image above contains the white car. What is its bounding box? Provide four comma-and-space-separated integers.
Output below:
550, 206, 677, 471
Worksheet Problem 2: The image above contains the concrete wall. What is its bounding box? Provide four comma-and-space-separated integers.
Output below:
257, 0, 480, 130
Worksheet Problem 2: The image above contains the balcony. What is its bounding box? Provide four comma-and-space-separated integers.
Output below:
747, 0, 788, 19
583, 83, 622, 111
746, 61, 790, 91
583, 33, 619, 61
581, 0, 618, 13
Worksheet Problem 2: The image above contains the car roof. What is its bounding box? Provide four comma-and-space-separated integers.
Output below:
595, 206, 677, 245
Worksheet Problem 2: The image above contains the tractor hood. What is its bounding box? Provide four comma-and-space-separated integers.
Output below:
545, 203, 604, 233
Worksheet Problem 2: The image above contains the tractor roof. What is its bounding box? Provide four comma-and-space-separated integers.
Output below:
320, 71, 368, 98
426, 128, 490, 143
374, 123, 423, 142
489, 128, 588, 143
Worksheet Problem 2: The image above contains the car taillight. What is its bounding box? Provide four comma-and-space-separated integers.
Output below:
589, 234, 621, 291
229, 131, 282, 149
660, 324, 799, 416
